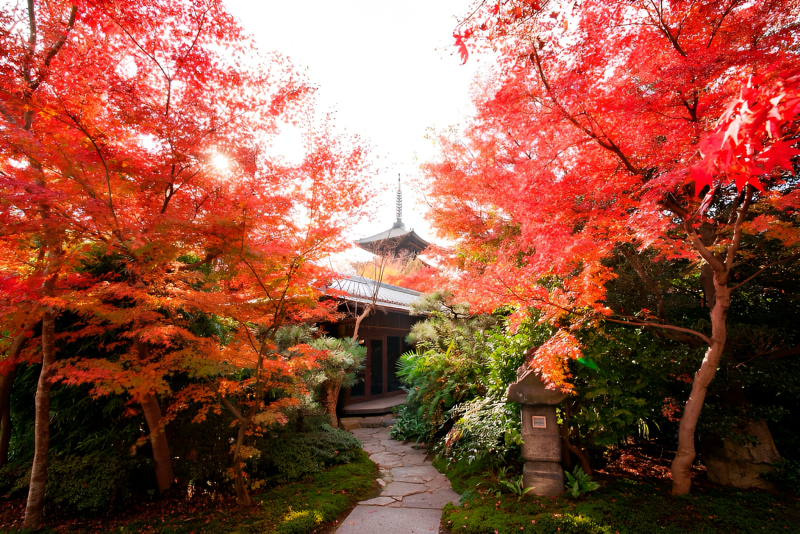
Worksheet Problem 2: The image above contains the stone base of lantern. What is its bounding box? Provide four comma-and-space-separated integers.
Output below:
523, 461, 564, 496
506, 366, 569, 497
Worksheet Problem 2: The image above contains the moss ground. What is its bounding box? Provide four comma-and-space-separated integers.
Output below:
3, 450, 378, 533
435, 457, 800, 534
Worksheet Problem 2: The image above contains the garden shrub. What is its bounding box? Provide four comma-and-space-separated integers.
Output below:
443, 394, 520, 465
0, 451, 153, 513
168, 403, 239, 492
251, 423, 362, 483
392, 304, 691, 472
0, 462, 31, 498
567, 326, 695, 448
441, 317, 550, 464
764, 458, 800, 495
390, 293, 504, 443
45, 452, 152, 512
391, 346, 486, 443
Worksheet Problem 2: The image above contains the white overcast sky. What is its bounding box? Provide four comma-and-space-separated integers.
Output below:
224, 0, 483, 257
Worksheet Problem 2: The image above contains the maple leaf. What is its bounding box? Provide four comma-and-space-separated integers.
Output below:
758, 139, 800, 175
453, 33, 469, 65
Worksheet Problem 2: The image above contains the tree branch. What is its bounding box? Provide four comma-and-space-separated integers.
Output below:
724, 185, 753, 274
659, 197, 725, 272
767, 343, 800, 360
203, 375, 246, 423
604, 317, 712, 346
707, 0, 739, 49
729, 251, 800, 292
641, 0, 688, 56
529, 47, 642, 176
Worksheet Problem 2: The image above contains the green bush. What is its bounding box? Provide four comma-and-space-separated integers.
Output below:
764, 458, 800, 495
0, 451, 153, 513
168, 404, 238, 492
0, 462, 30, 498
46, 452, 145, 512
251, 424, 362, 483
569, 326, 696, 449
391, 339, 488, 443
443, 394, 520, 465
440, 318, 550, 464
390, 293, 505, 443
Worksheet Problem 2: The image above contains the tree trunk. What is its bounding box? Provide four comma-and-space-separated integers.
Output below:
23, 311, 57, 529
560, 438, 572, 470
0, 366, 18, 468
559, 403, 591, 474
140, 392, 174, 494
205, 374, 252, 506
18, 3, 76, 526
233, 421, 251, 506
133, 339, 174, 494
671, 279, 730, 495
351, 304, 372, 344
321, 376, 344, 428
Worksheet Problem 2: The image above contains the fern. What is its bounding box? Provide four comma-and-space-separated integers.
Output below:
564, 466, 601, 498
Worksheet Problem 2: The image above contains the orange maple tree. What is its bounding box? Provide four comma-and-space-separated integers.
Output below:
0, 0, 369, 526
425, 0, 800, 494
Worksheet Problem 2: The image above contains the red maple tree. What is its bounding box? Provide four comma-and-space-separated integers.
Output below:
0, 0, 370, 526
425, 0, 800, 494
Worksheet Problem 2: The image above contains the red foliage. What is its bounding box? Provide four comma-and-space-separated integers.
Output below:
429, 0, 800, 383
0, 0, 370, 392
432, 0, 800, 494
0, 0, 372, 517
386, 266, 449, 293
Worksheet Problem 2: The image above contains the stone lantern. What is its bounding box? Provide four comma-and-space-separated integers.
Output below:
505, 364, 568, 496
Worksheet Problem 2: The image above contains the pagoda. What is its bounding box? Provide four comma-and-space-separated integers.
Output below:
354, 175, 429, 258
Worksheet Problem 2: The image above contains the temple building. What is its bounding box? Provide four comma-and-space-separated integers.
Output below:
328, 176, 430, 415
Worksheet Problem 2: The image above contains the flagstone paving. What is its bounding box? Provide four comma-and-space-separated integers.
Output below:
336, 424, 460, 533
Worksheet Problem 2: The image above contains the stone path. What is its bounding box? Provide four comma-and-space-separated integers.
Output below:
336, 423, 460, 533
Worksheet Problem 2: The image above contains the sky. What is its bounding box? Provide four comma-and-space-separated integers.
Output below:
223, 0, 484, 261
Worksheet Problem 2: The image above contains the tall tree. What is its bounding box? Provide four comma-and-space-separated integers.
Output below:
427, 0, 800, 494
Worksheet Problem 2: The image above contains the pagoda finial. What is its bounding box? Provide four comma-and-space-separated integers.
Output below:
394, 173, 403, 226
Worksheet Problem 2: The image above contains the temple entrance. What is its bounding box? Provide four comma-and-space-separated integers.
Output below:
349, 333, 411, 401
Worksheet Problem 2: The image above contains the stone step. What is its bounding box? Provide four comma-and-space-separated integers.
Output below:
339, 414, 396, 430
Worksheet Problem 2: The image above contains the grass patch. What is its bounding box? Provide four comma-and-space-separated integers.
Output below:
3, 450, 378, 533
437, 458, 800, 533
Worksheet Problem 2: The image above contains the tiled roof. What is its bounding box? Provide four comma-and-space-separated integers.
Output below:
355, 224, 414, 244
328, 275, 422, 312
354, 223, 429, 256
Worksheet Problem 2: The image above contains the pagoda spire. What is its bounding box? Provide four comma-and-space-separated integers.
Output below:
355, 171, 428, 256
393, 173, 403, 228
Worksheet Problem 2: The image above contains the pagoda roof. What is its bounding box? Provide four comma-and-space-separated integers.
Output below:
354, 223, 429, 256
